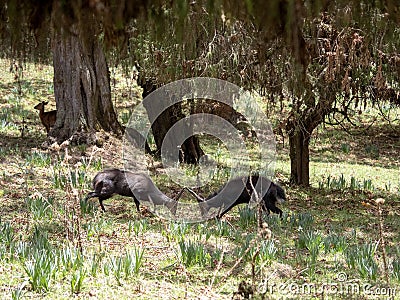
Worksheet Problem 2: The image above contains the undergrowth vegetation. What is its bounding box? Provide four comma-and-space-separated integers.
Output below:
0, 59, 399, 299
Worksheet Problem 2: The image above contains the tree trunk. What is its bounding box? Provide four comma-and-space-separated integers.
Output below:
180, 133, 205, 164
139, 80, 204, 164
288, 127, 310, 186
143, 99, 204, 164
50, 11, 122, 143
286, 98, 333, 186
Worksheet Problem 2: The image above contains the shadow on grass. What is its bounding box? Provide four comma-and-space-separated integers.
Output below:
286, 184, 400, 246
0, 132, 47, 150
0, 78, 53, 100
310, 124, 400, 169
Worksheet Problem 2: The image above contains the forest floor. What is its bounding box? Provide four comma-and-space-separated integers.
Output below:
0, 59, 399, 299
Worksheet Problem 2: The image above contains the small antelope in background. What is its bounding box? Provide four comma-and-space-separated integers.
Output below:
34, 101, 57, 133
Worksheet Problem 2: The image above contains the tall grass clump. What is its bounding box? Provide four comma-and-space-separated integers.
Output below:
344, 242, 379, 280
0, 219, 15, 250
318, 174, 375, 191
11, 283, 27, 300
213, 220, 232, 237
297, 229, 324, 278
179, 239, 210, 268
26, 196, 54, 220
25, 151, 51, 167
131, 219, 148, 237
109, 256, 123, 285
52, 167, 67, 189
264, 213, 282, 230
58, 246, 84, 274
0, 243, 7, 261
22, 226, 57, 291
256, 240, 278, 264
297, 230, 323, 256
81, 156, 103, 170
162, 222, 189, 242
30, 225, 51, 250
288, 212, 314, 230
79, 197, 95, 216
121, 247, 144, 278
70, 266, 86, 294
109, 247, 144, 285
69, 168, 89, 189
323, 233, 348, 253
14, 241, 30, 260
392, 260, 400, 282
238, 207, 257, 229
23, 249, 57, 292
234, 234, 256, 261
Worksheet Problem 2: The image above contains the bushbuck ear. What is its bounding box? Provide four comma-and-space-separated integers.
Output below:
43, 101, 49, 105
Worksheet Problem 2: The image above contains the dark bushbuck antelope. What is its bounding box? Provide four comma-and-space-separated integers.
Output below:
85, 168, 177, 215
34, 101, 57, 133
202, 175, 286, 218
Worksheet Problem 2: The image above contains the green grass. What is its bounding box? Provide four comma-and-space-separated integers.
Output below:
0, 58, 399, 299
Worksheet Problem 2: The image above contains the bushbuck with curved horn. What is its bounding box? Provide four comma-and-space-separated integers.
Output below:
85, 168, 177, 215
202, 174, 286, 218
